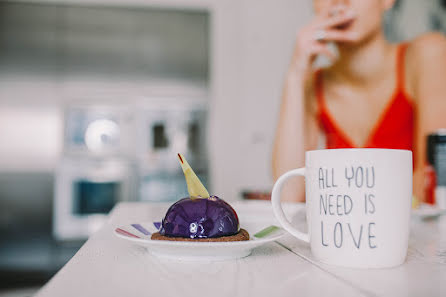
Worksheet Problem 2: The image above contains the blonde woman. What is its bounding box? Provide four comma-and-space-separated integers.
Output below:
273, 0, 446, 202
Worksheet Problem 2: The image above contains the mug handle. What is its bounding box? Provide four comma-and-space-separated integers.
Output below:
271, 168, 309, 243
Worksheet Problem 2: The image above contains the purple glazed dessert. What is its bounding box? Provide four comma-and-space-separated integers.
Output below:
151, 196, 249, 242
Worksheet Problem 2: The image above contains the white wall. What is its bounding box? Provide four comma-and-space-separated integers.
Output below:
209, 0, 312, 200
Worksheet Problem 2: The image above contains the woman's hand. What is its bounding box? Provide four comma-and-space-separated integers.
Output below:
274, 6, 360, 202
290, 7, 359, 78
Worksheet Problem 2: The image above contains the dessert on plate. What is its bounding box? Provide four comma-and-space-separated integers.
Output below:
151, 154, 249, 242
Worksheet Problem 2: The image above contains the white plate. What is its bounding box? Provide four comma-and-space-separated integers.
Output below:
114, 220, 285, 261
412, 203, 446, 219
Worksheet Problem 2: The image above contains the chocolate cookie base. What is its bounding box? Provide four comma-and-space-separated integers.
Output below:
151, 228, 250, 242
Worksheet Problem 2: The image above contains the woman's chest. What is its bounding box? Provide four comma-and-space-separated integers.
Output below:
322, 80, 399, 147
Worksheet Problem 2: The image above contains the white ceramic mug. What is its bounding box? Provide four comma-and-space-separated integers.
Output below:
271, 149, 412, 268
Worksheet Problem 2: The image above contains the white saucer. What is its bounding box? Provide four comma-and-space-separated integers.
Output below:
412, 203, 446, 219
114, 220, 284, 261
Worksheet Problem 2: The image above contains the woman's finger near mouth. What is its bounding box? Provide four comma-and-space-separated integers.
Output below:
317, 29, 359, 43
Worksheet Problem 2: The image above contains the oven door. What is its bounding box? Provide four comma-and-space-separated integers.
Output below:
53, 157, 136, 241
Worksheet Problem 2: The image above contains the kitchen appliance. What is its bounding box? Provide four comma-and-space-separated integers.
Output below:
54, 104, 137, 240
135, 98, 208, 202
63, 104, 135, 157
54, 99, 208, 239
427, 130, 446, 209
54, 157, 136, 240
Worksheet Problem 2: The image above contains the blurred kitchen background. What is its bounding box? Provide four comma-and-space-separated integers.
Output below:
0, 0, 445, 295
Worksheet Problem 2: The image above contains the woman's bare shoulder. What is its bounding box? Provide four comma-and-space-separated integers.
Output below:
405, 33, 446, 100
407, 32, 446, 64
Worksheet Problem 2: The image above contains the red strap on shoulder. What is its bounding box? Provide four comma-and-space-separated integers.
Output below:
314, 69, 324, 110
396, 43, 409, 91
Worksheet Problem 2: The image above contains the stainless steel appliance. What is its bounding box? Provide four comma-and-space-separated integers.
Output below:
428, 130, 446, 209
54, 104, 137, 240
54, 99, 208, 240
135, 98, 208, 202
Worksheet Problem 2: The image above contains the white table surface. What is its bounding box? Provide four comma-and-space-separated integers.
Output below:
35, 201, 446, 297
